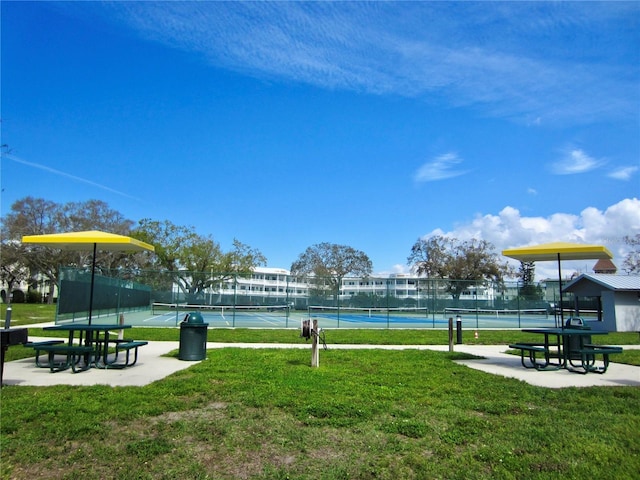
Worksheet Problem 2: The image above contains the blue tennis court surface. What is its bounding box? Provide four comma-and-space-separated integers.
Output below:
117, 307, 558, 329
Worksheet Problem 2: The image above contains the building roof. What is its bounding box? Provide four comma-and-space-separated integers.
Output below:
564, 273, 640, 292
593, 258, 617, 273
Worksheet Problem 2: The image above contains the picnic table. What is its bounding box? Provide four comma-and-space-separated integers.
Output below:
511, 327, 622, 374
1, 328, 29, 384
32, 324, 147, 372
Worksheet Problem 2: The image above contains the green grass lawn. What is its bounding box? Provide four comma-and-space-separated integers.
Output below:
0, 302, 55, 326
2, 346, 639, 479
2, 304, 640, 478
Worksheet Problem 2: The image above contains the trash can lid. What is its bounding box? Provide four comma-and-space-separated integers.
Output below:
183, 311, 205, 324
566, 317, 584, 327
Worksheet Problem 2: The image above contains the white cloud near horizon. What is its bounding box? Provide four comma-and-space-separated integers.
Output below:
406, 197, 640, 280
414, 153, 469, 182
86, 2, 639, 126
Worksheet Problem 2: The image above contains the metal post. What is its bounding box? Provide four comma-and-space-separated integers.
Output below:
431, 279, 436, 328
456, 315, 462, 344
557, 253, 564, 327
311, 319, 319, 367
285, 275, 290, 328
88, 242, 97, 325
4, 306, 12, 330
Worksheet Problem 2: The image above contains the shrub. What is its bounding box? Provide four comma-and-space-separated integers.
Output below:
26, 289, 42, 303
11, 289, 25, 303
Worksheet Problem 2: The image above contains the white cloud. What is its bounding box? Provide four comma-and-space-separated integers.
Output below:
420, 198, 640, 280
85, 2, 639, 125
390, 264, 409, 275
550, 149, 603, 175
414, 153, 469, 182
607, 165, 638, 181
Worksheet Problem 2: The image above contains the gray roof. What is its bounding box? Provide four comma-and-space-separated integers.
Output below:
564, 273, 640, 292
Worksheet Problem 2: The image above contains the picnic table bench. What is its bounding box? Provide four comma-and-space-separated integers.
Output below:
508, 343, 557, 370
103, 340, 149, 368
568, 344, 623, 374
27, 340, 66, 368
31, 343, 95, 373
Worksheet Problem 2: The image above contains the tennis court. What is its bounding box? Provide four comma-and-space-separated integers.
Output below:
138, 303, 297, 327
112, 303, 559, 329
306, 306, 556, 329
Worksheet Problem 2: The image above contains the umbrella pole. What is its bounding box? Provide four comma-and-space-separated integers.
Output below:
557, 253, 563, 328
88, 243, 97, 325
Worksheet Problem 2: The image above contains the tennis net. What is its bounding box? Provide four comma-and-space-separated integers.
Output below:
151, 303, 291, 318
308, 306, 429, 318
443, 307, 549, 318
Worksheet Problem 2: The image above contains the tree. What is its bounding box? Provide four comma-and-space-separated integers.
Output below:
622, 234, 640, 274
132, 219, 266, 302
290, 243, 373, 304
407, 235, 509, 300
0, 230, 28, 303
518, 261, 543, 302
1, 197, 136, 303
1, 197, 73, 303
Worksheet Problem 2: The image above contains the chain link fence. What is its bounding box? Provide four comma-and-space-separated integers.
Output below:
54, 268, 590, 328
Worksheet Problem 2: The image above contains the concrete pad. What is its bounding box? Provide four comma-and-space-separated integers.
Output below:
3, 339, 639, 388
2, 339, 186, 387
438, 344, 640, 388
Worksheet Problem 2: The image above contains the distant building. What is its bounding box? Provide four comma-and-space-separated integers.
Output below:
213, 268, 498, 307
593, 258, 617, 274
564, 274, 640, 332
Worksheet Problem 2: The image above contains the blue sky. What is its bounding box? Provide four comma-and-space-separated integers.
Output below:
2, 1, 639, 279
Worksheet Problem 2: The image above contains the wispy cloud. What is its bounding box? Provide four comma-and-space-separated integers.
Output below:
4, 153, 140, 200
550, 149, 604, 175
414, 153, 469, 182
607, 166, 638, 181
83, 2, 639, 126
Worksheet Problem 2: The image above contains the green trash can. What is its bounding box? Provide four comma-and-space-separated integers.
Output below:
179, 312, 209, 361
564, 317, 591, 361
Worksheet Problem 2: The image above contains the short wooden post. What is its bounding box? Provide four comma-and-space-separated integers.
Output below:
118, 313, 125, 340
448, 317, 454, 352
311, 319, 319, 367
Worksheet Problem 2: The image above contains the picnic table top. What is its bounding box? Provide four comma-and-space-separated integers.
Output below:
521, 327, 608, 336
44, 324, 132, 332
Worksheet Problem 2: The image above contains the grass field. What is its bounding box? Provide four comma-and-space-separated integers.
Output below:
2, 303, 640, 479
2, 347, 639, 479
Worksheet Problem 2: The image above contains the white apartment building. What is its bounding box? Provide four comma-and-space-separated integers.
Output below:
214, 268, 496, 305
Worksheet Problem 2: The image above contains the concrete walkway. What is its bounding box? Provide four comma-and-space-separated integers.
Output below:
3, 337, 639, 388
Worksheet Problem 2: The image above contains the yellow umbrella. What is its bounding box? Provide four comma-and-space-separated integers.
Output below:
22, 230, 155, 324
502, 242, 613, 324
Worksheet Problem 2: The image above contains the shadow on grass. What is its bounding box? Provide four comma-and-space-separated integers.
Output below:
444, 352, 484, 361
